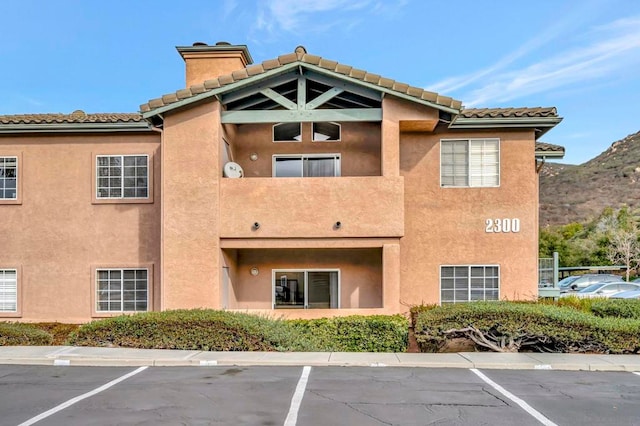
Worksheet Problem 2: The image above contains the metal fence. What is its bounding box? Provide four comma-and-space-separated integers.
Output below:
539, 257, 555, 288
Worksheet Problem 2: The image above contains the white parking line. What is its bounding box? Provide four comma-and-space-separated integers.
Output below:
471, 369, 558, 426
284, 366, 311, 426
17, 366, 148, 426
633, 372, 640, 377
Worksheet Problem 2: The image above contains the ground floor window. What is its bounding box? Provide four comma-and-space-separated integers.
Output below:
440, 265, 499, 303
273, 270, 339, 309
0, 269, 17, 312
96, 268, 148, 312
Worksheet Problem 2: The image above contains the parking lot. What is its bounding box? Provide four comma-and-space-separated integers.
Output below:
1, 365, 639, 425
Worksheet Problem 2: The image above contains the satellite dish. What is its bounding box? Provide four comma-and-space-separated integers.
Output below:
223, 162, 244, 178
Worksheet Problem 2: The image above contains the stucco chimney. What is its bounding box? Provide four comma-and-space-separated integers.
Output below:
176, 41, 253, 87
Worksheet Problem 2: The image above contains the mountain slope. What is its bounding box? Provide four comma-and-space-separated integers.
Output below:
540, 131, 640, 226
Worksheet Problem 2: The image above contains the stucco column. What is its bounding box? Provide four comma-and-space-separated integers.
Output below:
161, 101, 221, 310
381, 97, 400, 177
382, 243, 401, 313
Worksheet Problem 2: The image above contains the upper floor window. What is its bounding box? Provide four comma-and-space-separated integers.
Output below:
273, 122, 302, 142
273, 154, 341, 177
441, 139, 500, 187
313, 122, 341, 141
0, 156, 17, 200
96, 155, 148, 199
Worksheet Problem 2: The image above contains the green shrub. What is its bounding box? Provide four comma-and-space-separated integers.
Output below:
0, 322, 53, 346
409, 304, 438, 327
289, 315, 408, 352
414, 302, 640, 354
590, 299, 640, 319
68, 310, 408, 352
68, 310, 306, 351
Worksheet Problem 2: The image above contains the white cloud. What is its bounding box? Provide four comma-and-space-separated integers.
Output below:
254, 0, 404, 35
463, 17, 640, 106
427, 10, 640, 106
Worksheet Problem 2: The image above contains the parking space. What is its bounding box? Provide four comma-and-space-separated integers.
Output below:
0, 365, 134, 426
1, 366, 639, 426
483, 369, 640, 426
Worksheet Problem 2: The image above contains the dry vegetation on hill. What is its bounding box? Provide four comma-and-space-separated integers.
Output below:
540, 131, 640, 226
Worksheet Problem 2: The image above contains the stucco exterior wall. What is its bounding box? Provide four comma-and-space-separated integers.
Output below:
0, 133, 161, 322
232, 122, 382, 177
227, 248, 383, 310
399, 129, 539, 305
161, 102, 222, 310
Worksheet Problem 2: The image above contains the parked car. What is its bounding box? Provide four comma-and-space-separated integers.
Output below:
561, 282, 640, 299
559, 274, 621, 293
610, 290, 640, 299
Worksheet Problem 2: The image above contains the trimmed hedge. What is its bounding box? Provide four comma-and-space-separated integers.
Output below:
290, 315, 408, 352
414, 302, 640, 354
68, 310, 305, 351
0, 322, 53, 346
68, 310, 409, 352
589, 299, 640, 319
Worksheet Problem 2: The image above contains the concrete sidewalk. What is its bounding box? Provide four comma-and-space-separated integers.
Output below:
1, 346, 639, 371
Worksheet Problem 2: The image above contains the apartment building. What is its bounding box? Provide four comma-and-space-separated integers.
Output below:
0, 42, 563, 322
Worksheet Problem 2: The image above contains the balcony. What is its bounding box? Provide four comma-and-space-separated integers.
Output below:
220, 176, 404, 238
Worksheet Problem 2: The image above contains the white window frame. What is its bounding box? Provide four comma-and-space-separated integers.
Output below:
0, 269, 17, 313
272, 153, 341, 177
312, 122, 341, 142
440, 139, 500, 188
272, 122, 302, 142
439, 265, 500, 304
0, 156, 18, 200
96, 154, 149, 199
271, 269, 341, 309
96, 268, 149, 313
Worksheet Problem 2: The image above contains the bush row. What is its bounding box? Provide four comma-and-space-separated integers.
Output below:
68, 310, 409, 352
290, 315, 408, 352
541, 296, 640, 319
0, 322, 53, 346
414, 302, 640, 354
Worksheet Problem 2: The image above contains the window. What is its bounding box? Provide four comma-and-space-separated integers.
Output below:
96, 268, 148, 312
273, 154, 341, 177
274, 270, 339, 309
0, 156, 17, 200
441, 265, 499, 303
0, 269, 17, 312
313, 122, 340, 141
96, 155, 148, 199
441, 139, 500, 187
273, 122, 302, 142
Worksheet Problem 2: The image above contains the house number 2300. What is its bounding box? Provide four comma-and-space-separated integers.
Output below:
485, 218, 520, 233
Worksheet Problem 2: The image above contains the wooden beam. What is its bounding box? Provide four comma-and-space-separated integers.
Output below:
221, 71, 298, 104
306, 87, 344, 110
259, 88, 297, 110
297, 75, 306, 110
304, 70, 382, 102
221, 108, 382, 123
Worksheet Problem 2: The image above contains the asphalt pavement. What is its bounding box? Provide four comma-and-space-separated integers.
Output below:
1, 364, 639, 426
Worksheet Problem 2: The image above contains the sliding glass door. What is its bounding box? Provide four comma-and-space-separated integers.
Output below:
273, 270, 339, 309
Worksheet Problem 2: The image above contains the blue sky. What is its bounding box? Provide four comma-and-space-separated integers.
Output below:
1, 0, 639, 165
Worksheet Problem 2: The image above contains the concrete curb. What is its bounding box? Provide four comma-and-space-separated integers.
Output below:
0, 346, 639, 371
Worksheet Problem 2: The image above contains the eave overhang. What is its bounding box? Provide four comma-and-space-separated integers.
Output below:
449, 116, 563, 136
142, 61, 462, 121
0, 122, 153, 134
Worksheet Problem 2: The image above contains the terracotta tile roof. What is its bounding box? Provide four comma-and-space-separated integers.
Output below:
0, 111, 143, 124
140, 48, 463, 114
460, 107, 558, 118
535, 142, 565, 153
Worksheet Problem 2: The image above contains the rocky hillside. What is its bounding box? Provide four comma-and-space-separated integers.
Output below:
540, 131, 640, 226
